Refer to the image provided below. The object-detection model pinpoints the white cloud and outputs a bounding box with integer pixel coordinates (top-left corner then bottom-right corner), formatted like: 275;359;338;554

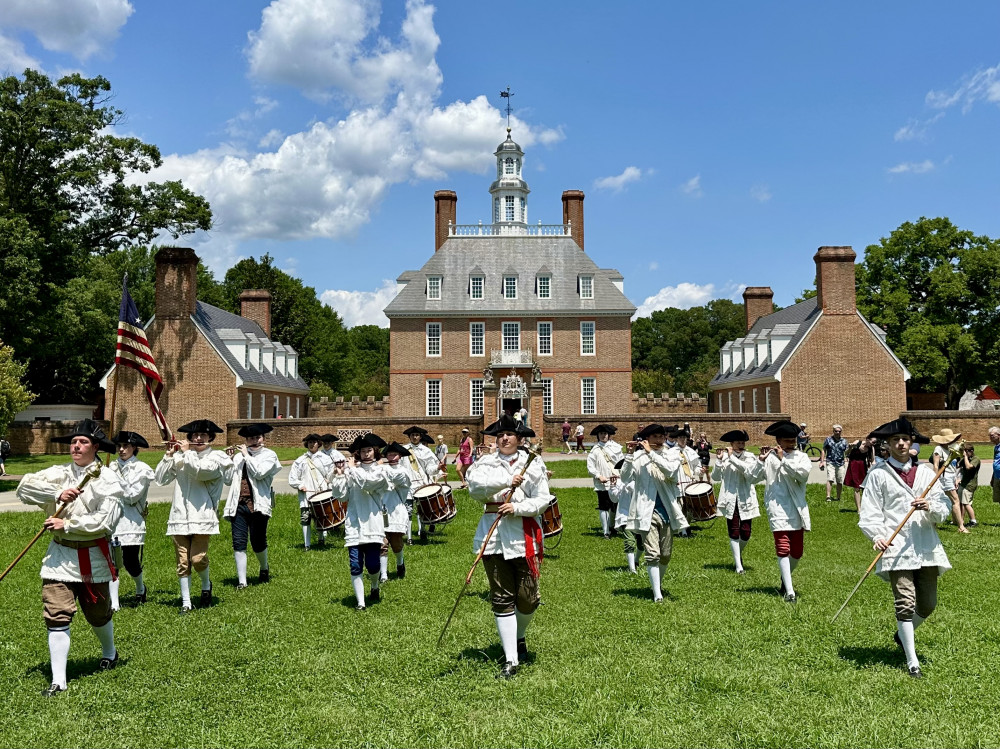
593;166;644;192
887;159;935;175
0;32;39;72
634;282;745;318
320;279;398;327
750;183;772;202
0;0;132;62
648;261;659;271
893;112;944;141
680;174;703;197
926;64;1000;113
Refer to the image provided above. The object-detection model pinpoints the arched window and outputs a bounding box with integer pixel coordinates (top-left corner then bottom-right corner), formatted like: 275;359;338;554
504;157;514;175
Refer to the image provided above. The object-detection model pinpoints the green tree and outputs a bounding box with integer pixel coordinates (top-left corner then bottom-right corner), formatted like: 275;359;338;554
0;341;35;435
341;325;390;398
0;70;212;403
856;217;1000;408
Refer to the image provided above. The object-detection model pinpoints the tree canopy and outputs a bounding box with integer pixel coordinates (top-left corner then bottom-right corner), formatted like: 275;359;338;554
0;341;34;434
856;216;1000;408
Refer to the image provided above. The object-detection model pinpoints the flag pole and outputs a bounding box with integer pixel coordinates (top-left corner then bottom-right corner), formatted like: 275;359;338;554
104;274;127;467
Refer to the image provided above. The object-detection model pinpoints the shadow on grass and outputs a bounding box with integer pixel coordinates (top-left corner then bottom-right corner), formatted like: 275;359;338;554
838;644;905;670
611;586;676;602
738;585;783;598
25;653;127;685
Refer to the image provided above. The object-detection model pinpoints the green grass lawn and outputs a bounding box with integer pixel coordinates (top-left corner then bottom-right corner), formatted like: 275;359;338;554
0;484;998;747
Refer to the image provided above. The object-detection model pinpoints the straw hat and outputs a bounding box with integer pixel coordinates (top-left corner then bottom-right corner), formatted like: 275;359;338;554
930;428;962;445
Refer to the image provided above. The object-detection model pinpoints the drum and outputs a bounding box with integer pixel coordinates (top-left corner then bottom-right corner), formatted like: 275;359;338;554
309;490;347;530
414;483;456;525
682;481;717;523
541;496;563;538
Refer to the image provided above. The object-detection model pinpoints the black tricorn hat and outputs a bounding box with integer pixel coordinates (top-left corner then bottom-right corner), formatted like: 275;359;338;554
669;426;690;439
177;420;224;438
869;417;921;441
420;433;435;445
483;413;521;437
517;423;536;438
320;433;338;442
303;433;323;444
764;420;800;439
238;423;273;439
113;430;150;449
383;442;411;457
349;433;388;451
720;429;750;443
51;419;116;452
636;423;666;440
403;426;428;436
590;424;617;436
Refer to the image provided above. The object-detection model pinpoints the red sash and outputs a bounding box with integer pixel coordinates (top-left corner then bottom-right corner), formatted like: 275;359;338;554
523;517;543;577
78;537;118;603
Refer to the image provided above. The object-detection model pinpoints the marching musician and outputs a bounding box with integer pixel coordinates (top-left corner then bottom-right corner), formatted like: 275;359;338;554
619;424;686;602
586;424;624;539
402;426;441;543
154;420;235;613
610;457;639;573
759;419;812;603
320;433;346;464
858;417;951;678
16;419;124;697
222;424;281;589
667;426;704;536
380;443;415;581
329;434;392;610
109;431;155;609
288;433;336;549
467;414;552;679
712;429;765;575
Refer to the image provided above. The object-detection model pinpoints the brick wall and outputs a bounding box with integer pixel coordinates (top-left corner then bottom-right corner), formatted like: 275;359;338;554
7;420;110;456
542;413;791;448
709;383;782;417
743;287;774;332
904;411;1000;443
310;396;391;416
632;393;708;414
561;190;585;251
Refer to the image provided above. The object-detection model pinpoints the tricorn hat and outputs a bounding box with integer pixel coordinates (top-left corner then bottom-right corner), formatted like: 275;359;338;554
669;426;690;439
517;424;536;439
238;423;273;439
113;430;150;449
302;433;323;444
590;424;617;436
320;433;338;442
636;423;666;440
720;429;750;443
869;417;919;441
383;441;411;457
50;419;116;453
420;433;435;445
764;420;800;439
349;433;387;451
177;420;224;438
483;413;521;437
403;426;428;436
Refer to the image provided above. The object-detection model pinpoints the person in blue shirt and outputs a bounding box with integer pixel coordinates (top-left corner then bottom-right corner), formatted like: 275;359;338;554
990;427;1000;505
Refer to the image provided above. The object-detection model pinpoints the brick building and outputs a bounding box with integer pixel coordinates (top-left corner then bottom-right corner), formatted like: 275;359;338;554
383;129;636;435
99;247;310;443
709;246;909;439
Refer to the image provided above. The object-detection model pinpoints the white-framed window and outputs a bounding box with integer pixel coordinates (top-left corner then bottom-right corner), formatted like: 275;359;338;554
426;322;441;357
502;321;520;351
469;322;485;357
752;389;758;414
426;379;441;417
581;378;596;415
537;322;552;356
296;398;301;418
504;276;517;299
260;393;265;418
739;390;745;414
504;157;514;175
727;392;732;413
765;387;771;413
273;395;279;418
244;348;250;369
537;276;551;299
470;379;484;416
542;378;553;415
494;198;500;222
505;195;515;221
286;396;290;417
717;393;723;413
470;276;484;299
580;321;596;356
427;276;442;300
247;393;253;418
520;197;526;220
579;276;594;299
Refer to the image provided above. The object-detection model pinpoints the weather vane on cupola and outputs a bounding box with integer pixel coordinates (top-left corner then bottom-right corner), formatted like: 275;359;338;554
500;86;514;133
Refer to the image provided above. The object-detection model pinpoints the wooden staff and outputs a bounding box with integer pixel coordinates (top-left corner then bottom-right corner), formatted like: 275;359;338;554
0;464;103;583
438;449;538;647
831;442;962;623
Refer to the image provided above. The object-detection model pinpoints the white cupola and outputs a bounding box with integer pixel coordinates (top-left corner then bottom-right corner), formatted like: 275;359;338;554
490;128;530;230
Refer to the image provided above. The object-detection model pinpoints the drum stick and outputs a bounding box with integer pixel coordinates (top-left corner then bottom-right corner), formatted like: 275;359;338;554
0;464;102;584
438;450;538;647
831;443;960;623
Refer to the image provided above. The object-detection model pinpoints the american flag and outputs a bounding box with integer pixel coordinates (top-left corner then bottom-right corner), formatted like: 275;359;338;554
116;277;171;440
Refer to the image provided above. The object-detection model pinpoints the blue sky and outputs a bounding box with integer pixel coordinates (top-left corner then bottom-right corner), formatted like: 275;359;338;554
4;0;1000;325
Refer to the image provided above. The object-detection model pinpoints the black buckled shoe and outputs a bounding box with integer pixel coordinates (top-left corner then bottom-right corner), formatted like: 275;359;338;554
259;569;270;584
908;666;923;679
199;584;213;608
496;661;519;680
396;564;406;580
369;589;381;604
41;682;67;698
783;592;797;604
180;604;192;615
133;590;146;605
236;583;248;591
516;638;528;661
98;651;120;671
419;531;428;544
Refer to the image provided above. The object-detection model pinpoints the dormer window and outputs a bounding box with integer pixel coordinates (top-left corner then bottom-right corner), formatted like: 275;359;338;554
427;276;442;300
504;276;517;299
579;275;594;299
470;275;484;299
537;276;551;299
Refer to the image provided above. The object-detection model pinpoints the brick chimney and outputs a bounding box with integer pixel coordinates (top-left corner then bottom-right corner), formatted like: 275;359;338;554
434;190;457;251
742;286;774;332
561;190;585;250
155;247;198;319
240;289;272;336
814;245;857;315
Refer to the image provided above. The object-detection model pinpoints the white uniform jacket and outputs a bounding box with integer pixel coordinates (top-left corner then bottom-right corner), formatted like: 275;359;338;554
619;448;688;533
859;461;951;580
712;451;765;520
110;456;155;545
17;461;124;583
381;463;413;533
288;452;334;508
587;440;624;491
223;447;281;518
322;447;346;464
762;450;812;531
611;476;635;529
670;444;705;485
329;462;389;547
468;450;552;560
404;443;439;495
155;448;234;536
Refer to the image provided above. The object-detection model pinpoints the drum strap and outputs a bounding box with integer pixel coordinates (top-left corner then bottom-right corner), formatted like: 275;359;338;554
408;454;423;479
679;451;693;479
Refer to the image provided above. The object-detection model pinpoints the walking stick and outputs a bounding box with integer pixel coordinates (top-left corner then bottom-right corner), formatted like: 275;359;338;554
438;450;538;646
831;442;962;623
0;463;103;584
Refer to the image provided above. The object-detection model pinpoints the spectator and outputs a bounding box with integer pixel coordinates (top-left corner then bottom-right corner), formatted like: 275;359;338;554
957;443;979;528
819;424;848;501
435;435;448;480
455;428;473;488
991;426;1000;505
561;419;572;454
844;436;875;512
693;432;712;469
931;429;966;532
0;435;10;476
574;423;585;454
796;423;810;452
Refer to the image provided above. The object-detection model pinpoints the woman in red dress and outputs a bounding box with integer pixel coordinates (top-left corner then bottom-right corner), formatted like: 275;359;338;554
844;436;875;512
455;428;474;488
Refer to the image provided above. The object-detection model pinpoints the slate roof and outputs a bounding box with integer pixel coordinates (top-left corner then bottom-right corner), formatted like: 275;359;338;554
383;235;635;317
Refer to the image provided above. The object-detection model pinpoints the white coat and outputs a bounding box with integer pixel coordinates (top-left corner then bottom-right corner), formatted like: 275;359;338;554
619;447;688;533
110;456;154;545
587;440;624;491
288;451;334;507
712;450;765;520
468;450;552;560
222;446;281;518
155;448;235;536
321;447;346;464
381;463;413;533
16;461;124;583
859;461;951;580
762;449;812;531
610;476;635;529
329;462;389;547
404;442;439;494
669;444;705;484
